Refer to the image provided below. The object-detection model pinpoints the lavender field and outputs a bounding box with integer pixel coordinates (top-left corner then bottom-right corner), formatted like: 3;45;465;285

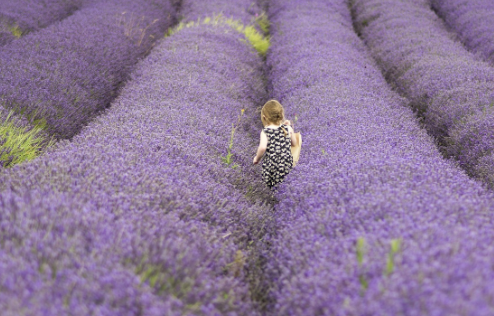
1;0;494;315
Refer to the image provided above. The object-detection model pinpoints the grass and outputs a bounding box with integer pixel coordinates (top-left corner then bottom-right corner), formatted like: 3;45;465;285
255;13;270;35
0;110;53;168
10;25;22;38
166;13;270;56
221;109;244;169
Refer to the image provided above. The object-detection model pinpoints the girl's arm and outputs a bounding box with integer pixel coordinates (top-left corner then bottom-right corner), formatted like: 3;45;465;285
284;120;298;146
287;125;297;146
253;130;268;164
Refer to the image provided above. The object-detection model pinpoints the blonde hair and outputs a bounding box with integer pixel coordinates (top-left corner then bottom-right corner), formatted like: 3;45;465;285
261;99;288;137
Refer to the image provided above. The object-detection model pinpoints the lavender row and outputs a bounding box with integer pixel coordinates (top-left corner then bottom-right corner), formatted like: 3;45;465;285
0;0;272;313
263;0;494;314
0;191;246;315
0;0;175;140
179;0;263;25
0;0;84;45
351;0;494;188
431;0;494;64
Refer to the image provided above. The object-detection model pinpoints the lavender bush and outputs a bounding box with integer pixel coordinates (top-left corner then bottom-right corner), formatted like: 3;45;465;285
430;0;494;64
0;0;274;313
0;0;175;140
351;0;494;188
263;0;494;314
179;0;263;25
0;0;84;45
0;190;245;315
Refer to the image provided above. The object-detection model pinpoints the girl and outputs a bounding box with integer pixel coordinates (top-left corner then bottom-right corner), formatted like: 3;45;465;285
253;99;298;189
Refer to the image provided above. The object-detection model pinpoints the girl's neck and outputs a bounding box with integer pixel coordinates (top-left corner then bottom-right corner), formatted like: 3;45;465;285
265;123;282;129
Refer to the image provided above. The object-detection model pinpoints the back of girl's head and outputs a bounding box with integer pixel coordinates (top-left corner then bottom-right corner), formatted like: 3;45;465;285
261;99;284;126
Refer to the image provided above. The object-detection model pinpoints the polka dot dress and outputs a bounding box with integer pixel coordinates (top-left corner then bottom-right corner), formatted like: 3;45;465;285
262;124;293;188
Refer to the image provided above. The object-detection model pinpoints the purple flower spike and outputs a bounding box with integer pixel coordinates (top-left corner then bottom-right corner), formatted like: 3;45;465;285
264;0;494;314
0;0;85;45
431;0;494;65
352;0;494;187
0;0;176;140
0;0;272;314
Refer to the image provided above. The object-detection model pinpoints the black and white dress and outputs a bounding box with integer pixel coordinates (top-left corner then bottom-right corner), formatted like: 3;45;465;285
262;124;293;188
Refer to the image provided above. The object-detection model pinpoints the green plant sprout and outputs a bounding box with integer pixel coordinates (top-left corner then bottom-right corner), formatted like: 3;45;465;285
356;237;365;267
166;14;270;56
356;237;368;293
222;109;244;168
0;111;53;168
355;237;403;296
135;260;193;298
385;238;402;276
10;25;22;38
255;12;270;35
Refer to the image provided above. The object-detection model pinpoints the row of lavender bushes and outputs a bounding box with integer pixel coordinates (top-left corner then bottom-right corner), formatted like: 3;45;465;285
0;0;174;169
0;0;275;313
430;0;494;65
263;0;494;314
350;0;494;188
0;0;84;45
0;0;175;141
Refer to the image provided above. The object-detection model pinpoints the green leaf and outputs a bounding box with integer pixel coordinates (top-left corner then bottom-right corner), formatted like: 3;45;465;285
356;237;366;267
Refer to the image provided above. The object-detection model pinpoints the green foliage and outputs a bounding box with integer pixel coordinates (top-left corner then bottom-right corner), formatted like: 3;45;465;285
221;123;239;168
385;238;402;276
355;237;403;295
243;25;269;56
0;111;52;168
136;261;194;298
166;14;270;56
356;237;368;294
255;13;270;35
221;109;244;169
359;274;369;291
356;237;366;267
10;25;22;38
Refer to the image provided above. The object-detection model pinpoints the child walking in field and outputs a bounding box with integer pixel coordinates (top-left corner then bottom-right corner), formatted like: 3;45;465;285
253;99;298;189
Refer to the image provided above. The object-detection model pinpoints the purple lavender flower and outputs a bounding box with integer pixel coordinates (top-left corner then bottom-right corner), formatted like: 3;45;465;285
0;0;175;140
352;0;494;188
431;0;494;65
0;0;271;313
264;0;494;314
0;0;84;45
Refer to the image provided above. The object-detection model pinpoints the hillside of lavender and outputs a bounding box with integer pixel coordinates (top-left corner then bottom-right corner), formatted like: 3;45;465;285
1;0;494;315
